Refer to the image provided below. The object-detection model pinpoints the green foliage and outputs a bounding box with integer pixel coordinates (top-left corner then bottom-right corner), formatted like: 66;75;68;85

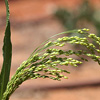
0;0;12;100
55;0;100;37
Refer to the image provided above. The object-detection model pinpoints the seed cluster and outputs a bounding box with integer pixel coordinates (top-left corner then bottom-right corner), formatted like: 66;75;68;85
3;28;100;100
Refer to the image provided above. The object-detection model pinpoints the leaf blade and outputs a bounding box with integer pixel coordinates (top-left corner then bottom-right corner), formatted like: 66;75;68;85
0;0;12;99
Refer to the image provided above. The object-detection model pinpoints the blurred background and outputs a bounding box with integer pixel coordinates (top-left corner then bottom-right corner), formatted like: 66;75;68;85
1;0;100;100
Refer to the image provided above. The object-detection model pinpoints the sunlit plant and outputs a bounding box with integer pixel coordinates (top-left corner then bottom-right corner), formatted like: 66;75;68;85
1;0;100;100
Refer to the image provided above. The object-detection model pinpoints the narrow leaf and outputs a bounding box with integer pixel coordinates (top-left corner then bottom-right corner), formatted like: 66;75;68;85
0;0;12;100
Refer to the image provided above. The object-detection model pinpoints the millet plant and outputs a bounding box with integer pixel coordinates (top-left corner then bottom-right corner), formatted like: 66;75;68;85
1;0;100;100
